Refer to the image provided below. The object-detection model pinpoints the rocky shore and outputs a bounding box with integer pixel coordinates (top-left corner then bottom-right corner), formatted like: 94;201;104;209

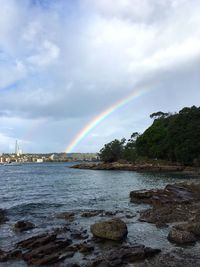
1;181;200;266
71;162;200;174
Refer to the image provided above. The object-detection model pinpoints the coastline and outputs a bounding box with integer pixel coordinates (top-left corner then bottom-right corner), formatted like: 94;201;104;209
71;162;200;175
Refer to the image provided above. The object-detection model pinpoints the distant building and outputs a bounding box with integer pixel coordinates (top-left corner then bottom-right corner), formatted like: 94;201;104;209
37;158;43;163
15;140;23;156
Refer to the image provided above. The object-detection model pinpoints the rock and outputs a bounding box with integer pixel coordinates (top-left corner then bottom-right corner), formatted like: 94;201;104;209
0;209;8;224
167;228;196;244
104;211;117;216
130;183;200;207
139;204;195;224
17;233;57;249
71;162;185;173
81;210;103;217
14;220;35;232
175;222;200;236
78;242;94;253
56;212;75;221
0;249;22;262
71;229;89;240
84;245;160;267
135;250;200;267
65;264;80;267
90;218;128;241
15;231;73;265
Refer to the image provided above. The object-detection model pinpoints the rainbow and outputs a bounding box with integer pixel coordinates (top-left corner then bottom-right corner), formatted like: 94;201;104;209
65;85;151;153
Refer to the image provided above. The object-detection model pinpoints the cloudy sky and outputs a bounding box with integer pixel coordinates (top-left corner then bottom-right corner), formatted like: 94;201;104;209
0;0;200;153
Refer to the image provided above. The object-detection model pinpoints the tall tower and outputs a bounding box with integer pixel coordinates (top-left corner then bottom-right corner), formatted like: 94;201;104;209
15;140;19;155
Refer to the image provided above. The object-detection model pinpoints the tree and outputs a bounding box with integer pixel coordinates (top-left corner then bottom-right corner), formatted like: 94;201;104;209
136;106;200;165
150;111;169;120
99;139;125;162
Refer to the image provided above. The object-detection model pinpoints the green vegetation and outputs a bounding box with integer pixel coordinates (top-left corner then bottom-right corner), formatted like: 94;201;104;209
98;106;200;166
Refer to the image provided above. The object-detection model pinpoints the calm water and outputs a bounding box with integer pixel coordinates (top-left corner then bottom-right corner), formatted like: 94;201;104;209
0;162;199;266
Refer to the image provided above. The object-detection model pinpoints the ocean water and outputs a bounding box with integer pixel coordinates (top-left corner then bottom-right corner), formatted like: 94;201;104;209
0;162;199;266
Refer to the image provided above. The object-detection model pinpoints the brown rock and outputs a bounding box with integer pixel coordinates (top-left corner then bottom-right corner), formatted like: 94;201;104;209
56;212;75;221
167;228;196;244
17;233;57;249
81;210;103;217
130;183;200;207
85;245;160;267
175;222;200;236
78;242;94;253
14;220;35;232
90;218;128;241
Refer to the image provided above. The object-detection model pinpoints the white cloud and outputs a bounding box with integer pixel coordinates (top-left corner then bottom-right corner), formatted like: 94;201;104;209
0;0;199;152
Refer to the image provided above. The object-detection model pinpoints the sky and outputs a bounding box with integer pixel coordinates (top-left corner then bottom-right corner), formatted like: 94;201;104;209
0;0;200;153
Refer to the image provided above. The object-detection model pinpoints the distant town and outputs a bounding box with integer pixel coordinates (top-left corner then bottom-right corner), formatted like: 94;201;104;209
0;141;98;164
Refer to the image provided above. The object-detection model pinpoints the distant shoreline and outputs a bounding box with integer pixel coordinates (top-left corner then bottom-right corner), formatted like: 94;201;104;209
71;162;200;175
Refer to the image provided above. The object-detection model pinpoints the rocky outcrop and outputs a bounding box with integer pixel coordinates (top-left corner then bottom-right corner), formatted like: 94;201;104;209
84;244;160;267
135;251;200;267
72;162;186;172
56;211;75;221
139;203;200;224
14;220;35;232
90;218;128;241
130;183;200;206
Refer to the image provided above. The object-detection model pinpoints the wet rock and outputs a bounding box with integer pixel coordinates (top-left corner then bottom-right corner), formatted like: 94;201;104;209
15;231;73;265
78;242;94;253
0;209;8;224
168;228;196;244
81;210;103;218
71;229;88;240
17;233;57;249
125;214;135;219
90;218;128;241
84;244;160;267
130;183;200;206
14;220;35;232
65;264;80;267
0;249;22;262
135;251;200;267
104;211;117;216
57;212;75;221
71;162;185;172
139;204;193;224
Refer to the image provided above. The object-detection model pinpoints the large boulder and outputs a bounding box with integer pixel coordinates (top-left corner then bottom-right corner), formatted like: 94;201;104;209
175;222;200;236
90;218;128;241
167;228;196;244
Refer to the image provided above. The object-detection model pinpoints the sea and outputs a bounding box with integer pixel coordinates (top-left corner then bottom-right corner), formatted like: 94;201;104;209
0;162;199;266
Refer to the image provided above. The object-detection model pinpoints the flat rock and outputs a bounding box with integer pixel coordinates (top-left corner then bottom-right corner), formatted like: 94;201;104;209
140;201;200;225
135;251;200;267
84;244;161;267
15;231;73;265
130;182;200;207
90;218;128;241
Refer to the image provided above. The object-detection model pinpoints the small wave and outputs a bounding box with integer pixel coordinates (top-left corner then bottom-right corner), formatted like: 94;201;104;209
7;202;63;216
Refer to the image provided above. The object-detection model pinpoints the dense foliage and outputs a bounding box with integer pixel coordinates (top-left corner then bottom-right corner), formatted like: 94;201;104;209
99;106;200;166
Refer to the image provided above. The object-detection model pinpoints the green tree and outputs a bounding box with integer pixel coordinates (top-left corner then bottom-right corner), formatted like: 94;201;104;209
99;138;125;162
